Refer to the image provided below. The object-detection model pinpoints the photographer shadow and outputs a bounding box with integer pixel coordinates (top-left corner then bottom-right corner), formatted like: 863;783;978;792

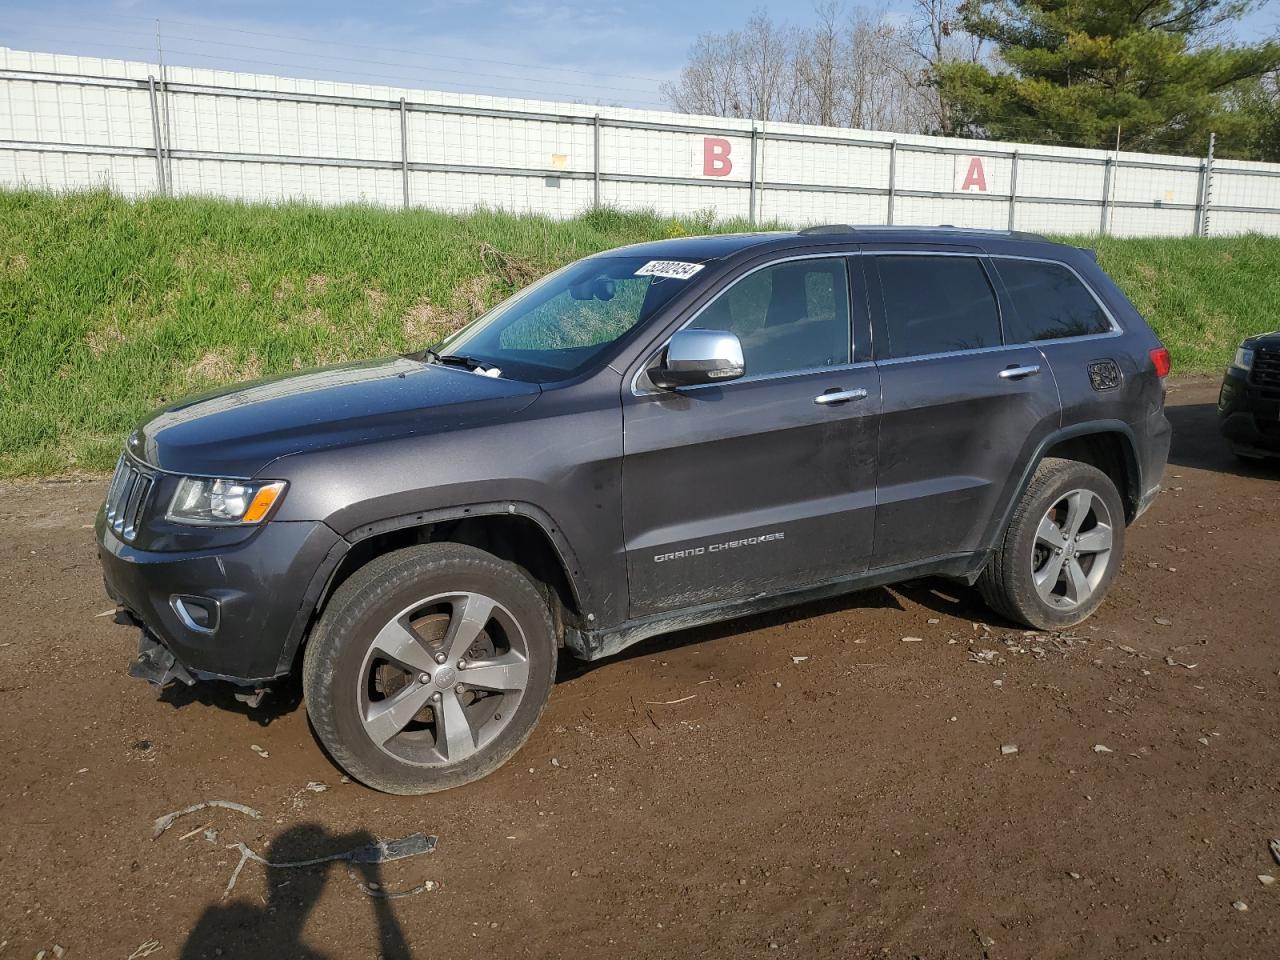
179;824;413;960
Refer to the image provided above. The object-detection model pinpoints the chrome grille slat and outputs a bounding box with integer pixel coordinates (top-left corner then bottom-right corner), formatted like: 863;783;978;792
104;457;128;526
123;474;153;539
104;455;155;542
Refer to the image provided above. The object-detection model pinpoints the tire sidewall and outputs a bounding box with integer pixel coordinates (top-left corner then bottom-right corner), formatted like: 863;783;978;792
305;547;557;794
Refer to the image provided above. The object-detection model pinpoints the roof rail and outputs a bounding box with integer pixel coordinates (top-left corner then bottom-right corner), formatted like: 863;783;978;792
796;224;1049;242
796;224;859;235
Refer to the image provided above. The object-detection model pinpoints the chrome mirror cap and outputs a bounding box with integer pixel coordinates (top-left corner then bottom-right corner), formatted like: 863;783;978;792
652;329;745;389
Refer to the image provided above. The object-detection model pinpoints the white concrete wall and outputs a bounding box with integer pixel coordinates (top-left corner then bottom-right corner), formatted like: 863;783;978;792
3;46;1278;237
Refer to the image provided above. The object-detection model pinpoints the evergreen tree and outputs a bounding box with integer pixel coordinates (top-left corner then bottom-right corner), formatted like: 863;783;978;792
939;0;1280;156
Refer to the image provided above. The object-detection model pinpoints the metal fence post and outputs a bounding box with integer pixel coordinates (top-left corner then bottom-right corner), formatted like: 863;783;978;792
1201;132;1215;237
758;126;766;223
154;21;174;193
887;140;897;225
399;97;410;209
749;124;759;225
593;114;601;210
1099;155;1113;235
146;76;167;195
1193;160;1207;237
1007;150;1019;231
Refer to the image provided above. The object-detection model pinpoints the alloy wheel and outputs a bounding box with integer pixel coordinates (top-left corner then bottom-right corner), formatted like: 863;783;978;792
356;591;530;766
1030;488;1114;610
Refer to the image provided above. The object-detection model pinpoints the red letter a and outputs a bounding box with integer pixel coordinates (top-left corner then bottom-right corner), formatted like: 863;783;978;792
961;157;987;192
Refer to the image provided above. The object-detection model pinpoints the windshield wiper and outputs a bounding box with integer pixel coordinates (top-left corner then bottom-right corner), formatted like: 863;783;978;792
432;352;503;378
437;353;504;372
434;353;486;369
417;348;478;368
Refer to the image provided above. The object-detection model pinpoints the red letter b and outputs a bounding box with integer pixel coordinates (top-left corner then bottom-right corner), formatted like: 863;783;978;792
703;138;733;177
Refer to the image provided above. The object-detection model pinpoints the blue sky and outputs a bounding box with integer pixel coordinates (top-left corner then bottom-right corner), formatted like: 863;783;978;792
3;0;1277;110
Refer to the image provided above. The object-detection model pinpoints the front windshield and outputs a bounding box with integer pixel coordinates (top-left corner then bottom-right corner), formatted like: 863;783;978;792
429;255;703;382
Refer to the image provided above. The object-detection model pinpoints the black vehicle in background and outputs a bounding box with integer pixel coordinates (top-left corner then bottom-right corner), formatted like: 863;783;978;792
1219;332;1280;460
97;225;1172;794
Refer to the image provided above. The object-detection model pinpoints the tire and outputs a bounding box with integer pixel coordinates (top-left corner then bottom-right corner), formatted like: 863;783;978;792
303;543;558;795
978;457;1126;631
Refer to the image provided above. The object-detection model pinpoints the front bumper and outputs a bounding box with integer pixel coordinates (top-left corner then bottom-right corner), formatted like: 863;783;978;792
97;513;343;685
1219;367;1280;456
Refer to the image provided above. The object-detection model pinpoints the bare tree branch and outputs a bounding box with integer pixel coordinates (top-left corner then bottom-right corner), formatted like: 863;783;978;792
662;2;966;134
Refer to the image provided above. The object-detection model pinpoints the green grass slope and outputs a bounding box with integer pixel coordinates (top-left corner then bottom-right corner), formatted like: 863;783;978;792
1;189;1276;477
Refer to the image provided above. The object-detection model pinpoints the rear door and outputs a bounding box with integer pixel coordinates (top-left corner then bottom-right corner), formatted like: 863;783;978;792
987;255;1135;431
867;249;1062;569
621;253;881;619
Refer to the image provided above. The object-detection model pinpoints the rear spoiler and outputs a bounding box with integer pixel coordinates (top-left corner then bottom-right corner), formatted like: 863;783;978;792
1078;247;1098;261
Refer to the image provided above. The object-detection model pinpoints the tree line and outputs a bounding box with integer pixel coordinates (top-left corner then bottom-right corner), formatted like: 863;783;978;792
661;0;1280;160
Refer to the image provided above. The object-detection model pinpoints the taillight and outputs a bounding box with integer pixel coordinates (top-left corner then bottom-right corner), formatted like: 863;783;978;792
1150;347;1171;378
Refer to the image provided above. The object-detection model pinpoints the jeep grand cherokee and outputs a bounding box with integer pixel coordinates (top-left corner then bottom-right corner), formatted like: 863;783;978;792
97;225;1172;794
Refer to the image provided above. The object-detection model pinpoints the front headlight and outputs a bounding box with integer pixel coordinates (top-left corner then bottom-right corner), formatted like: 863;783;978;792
1233;346;1255;371
166;477;287;525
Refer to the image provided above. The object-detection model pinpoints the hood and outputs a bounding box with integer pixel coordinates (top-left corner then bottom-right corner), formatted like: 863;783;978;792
1244;330;1280;350
129;356;541;478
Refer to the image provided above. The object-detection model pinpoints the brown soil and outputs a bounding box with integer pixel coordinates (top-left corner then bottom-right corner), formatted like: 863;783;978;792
1;377;1277;959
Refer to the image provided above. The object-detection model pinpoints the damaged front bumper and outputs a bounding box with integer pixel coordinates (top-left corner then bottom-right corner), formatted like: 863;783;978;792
97;511;344;689
123;613;197;687
122;622;270;707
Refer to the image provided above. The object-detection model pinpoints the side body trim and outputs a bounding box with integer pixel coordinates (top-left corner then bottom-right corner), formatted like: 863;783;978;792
569;552;982;661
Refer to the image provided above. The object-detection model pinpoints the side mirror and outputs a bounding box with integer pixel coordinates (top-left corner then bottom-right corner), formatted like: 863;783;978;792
651;329;745;389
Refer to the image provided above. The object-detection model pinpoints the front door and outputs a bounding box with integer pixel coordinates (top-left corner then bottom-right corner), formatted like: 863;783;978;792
621;254;882;619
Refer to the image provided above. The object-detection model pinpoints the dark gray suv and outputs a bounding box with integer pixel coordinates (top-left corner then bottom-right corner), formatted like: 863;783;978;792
97;226;1172;794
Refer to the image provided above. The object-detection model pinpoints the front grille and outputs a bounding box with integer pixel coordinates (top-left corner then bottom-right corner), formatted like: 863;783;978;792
104;455;156;542
1253;347;1280;392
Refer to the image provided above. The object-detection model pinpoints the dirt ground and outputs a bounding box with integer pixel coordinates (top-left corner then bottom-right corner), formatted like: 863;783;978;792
1;376;1277;960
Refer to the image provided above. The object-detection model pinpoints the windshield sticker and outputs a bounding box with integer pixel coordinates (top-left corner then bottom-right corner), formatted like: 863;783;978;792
634;260;705;280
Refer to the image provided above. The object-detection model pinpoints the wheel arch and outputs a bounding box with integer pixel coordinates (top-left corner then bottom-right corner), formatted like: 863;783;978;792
1040;429;1141;522
984;421;1142;559
275;502;591;676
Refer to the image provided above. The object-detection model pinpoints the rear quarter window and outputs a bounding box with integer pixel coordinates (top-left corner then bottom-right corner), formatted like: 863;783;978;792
996;259;1113;343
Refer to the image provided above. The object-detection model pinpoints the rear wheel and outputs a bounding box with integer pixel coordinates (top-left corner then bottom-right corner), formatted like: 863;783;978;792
978;458;1126;630
303;543;557;795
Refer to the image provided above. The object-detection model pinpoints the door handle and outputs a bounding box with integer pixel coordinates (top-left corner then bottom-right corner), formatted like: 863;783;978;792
998;364;1041;381
814;388;868;405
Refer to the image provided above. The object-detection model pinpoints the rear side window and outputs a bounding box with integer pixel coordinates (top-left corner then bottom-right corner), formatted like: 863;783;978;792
996;259;1113;342
690;258;850;377
875;256;1001;359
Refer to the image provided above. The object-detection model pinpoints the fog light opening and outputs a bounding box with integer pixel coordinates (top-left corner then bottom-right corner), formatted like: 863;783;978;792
171;595;220;634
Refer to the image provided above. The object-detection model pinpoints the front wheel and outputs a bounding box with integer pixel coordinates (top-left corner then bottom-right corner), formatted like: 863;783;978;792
978;457;1126;630
303;543;558;795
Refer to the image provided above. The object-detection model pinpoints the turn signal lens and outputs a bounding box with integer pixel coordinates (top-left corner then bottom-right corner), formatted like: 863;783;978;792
1150;347;1171;379
242;482;286;522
